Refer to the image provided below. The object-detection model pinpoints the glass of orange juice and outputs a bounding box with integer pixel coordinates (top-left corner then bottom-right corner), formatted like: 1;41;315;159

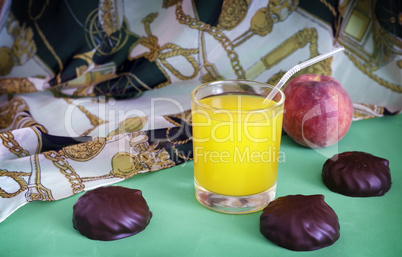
191;80;285;214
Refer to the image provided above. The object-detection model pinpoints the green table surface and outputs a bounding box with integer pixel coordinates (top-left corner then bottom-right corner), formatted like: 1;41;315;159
1;115;401;257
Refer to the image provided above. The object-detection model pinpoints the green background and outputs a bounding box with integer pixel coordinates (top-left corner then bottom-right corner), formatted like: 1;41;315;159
1;115;401;257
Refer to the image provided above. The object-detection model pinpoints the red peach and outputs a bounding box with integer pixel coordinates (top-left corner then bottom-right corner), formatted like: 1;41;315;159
283;74;353;148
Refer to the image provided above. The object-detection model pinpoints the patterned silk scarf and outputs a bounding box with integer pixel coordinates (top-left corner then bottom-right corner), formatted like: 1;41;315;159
0;0;400;222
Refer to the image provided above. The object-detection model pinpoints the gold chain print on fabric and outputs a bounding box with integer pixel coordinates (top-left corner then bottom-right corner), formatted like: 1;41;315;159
0;78;37;94
176;1;246;80
45;138;109;190
0;13;37;77
0;131;30;158
26;154;54;201
0;97;47;132
0;170;30;198
0;127;50;200
176;1;330;84
43;150;85;195
110;132;175;178
218;0;249;31
39;132;175;187
61;137;106;161
81;7;200;94
0;12;38;93
132;12;199;86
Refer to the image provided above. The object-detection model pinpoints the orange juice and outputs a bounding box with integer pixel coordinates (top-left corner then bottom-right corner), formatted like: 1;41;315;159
192;94;284;196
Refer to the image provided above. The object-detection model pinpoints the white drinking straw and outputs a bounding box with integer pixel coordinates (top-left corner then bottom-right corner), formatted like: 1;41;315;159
263;46;345;104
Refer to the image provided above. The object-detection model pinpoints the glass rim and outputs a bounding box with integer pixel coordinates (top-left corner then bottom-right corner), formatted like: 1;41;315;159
190;79;285;113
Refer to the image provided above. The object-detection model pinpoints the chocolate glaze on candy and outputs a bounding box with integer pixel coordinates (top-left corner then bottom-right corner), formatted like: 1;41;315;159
260;195;340;251
322;151;391;197
73;186;152;241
